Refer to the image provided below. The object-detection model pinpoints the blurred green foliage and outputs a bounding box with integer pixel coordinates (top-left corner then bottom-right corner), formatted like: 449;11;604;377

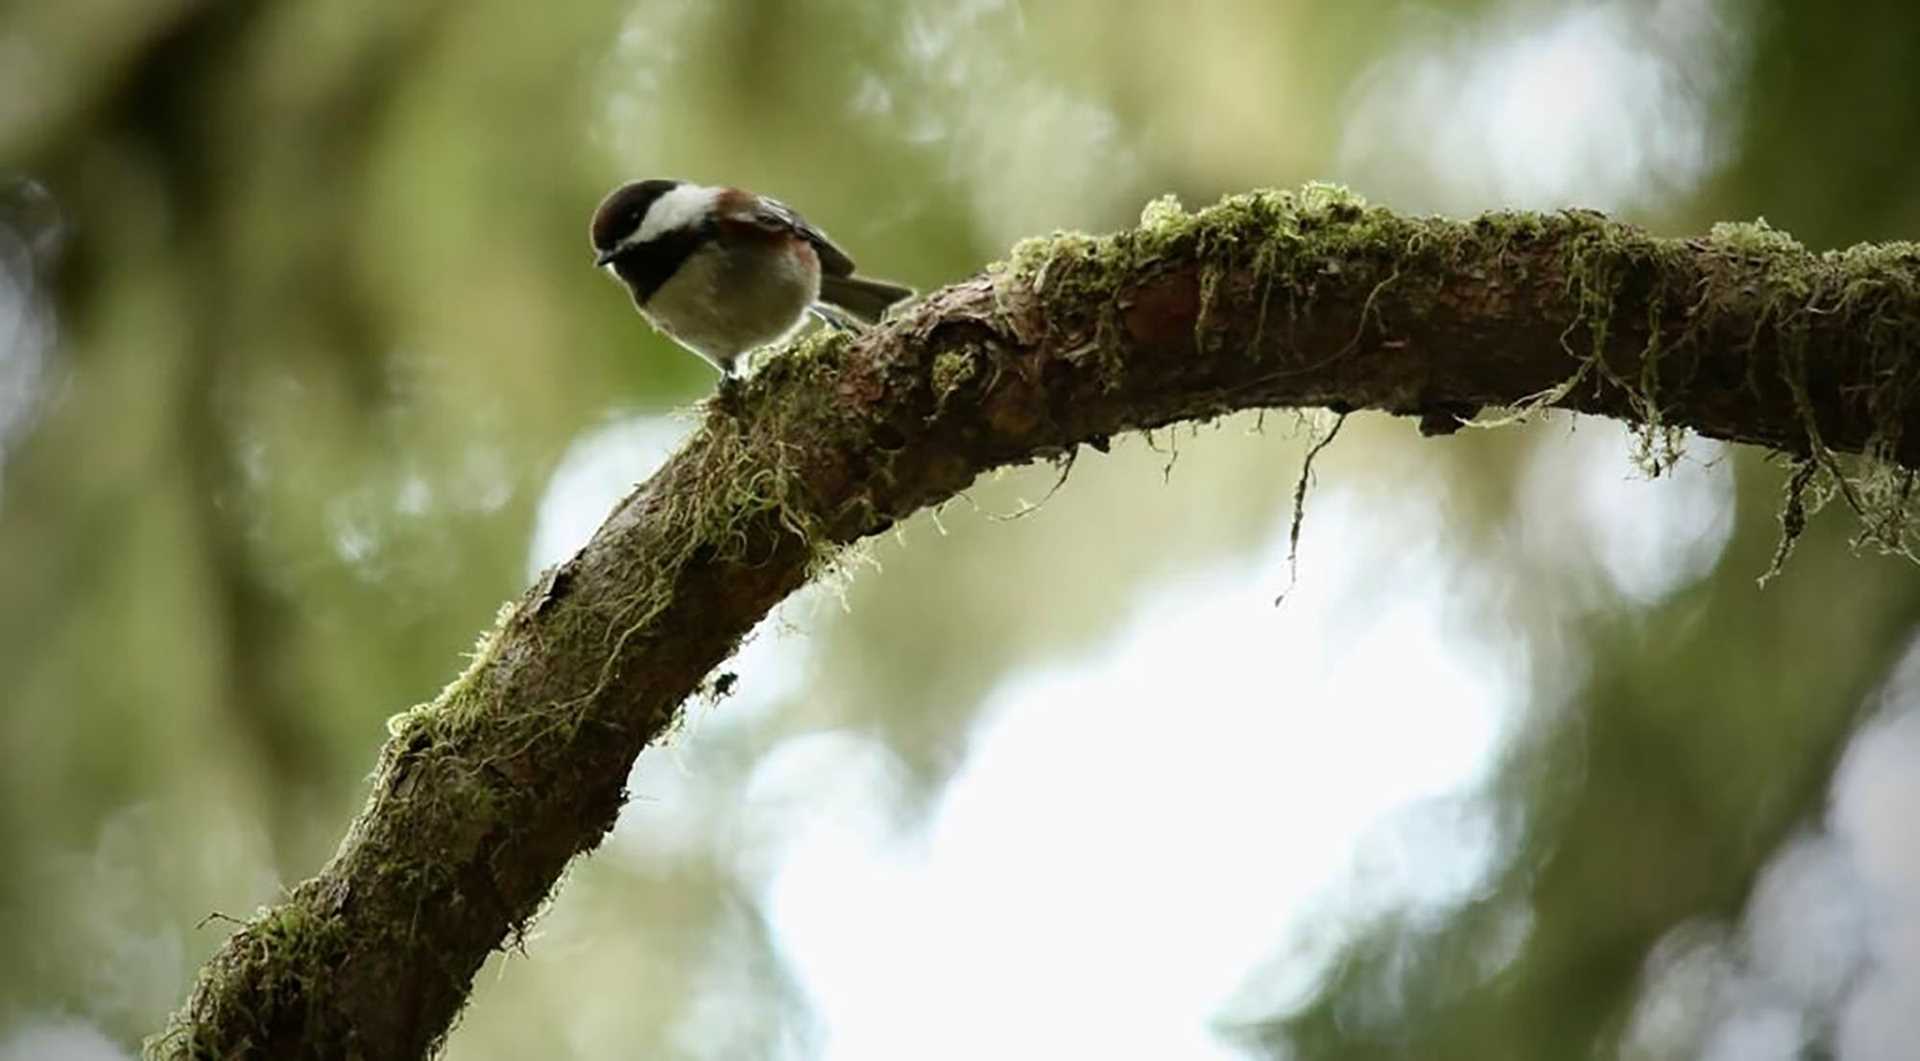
3;1;1920;1057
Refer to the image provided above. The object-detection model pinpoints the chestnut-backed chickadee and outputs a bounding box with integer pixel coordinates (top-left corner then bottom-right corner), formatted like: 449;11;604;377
590;179;913;378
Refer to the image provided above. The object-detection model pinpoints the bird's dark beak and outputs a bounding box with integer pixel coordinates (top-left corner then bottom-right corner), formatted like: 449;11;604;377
595;247;619;268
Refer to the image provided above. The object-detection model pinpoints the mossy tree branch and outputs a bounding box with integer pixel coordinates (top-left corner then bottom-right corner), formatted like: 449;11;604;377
153;186;1920;1059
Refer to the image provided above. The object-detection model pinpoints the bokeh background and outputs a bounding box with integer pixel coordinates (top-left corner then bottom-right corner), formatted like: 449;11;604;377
5;1;1920;1058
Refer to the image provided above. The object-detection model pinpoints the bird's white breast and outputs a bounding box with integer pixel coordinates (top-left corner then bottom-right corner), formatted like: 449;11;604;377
643;240;819;373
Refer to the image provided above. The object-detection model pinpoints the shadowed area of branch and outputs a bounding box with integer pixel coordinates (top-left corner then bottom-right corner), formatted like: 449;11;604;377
152;185;1920;1059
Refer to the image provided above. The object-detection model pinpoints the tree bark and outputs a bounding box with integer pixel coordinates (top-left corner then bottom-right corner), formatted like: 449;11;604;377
151;187;1920;1059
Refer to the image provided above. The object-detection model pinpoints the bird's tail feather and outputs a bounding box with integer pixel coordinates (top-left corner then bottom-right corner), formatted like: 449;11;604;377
817;274;914;324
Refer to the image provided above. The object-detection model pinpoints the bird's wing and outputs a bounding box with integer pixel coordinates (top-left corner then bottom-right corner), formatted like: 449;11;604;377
736;194;859;277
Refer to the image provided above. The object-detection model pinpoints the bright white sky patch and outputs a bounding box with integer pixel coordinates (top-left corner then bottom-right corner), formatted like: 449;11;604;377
1830;693;1920;1060
1337;0;1740;213
1623;640;1920;1060
527;412;687;580
594;0;708;162
1520;421;1735;606
757;486;1520;1059
0;1020;130;1061
0;187;56;508
612;606;822;868
864;0;1142;247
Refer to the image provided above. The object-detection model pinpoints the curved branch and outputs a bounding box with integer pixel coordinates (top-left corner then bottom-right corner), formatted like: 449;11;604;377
152;186;1920;1058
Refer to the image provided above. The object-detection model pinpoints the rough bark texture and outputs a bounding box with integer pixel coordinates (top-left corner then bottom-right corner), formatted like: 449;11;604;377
152;187;1920;1059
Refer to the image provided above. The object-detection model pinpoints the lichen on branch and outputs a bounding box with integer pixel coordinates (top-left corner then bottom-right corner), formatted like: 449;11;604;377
154;185;1920;1060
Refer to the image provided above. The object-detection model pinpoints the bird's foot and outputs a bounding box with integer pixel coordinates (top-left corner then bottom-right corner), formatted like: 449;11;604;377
709;372;744;413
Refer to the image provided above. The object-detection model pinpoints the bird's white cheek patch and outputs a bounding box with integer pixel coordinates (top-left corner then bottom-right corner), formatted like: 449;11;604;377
633;184;720;246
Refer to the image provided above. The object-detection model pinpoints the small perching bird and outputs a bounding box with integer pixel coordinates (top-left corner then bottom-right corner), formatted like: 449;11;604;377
590;179;914;379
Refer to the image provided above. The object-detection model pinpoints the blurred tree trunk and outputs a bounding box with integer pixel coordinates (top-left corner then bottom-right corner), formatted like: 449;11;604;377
147;189;1920;1058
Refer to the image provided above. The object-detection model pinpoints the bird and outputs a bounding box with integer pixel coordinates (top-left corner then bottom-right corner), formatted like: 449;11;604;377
590;179;913;380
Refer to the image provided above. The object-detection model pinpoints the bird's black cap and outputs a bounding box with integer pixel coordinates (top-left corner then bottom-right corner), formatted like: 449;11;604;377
589;178;682;263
